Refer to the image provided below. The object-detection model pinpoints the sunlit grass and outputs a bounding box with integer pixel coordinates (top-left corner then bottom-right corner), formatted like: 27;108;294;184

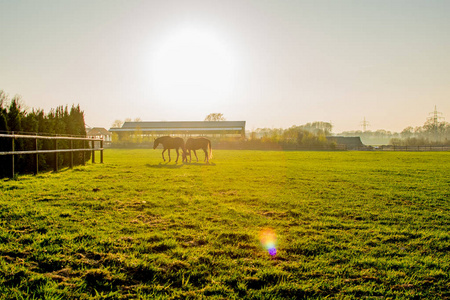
1;149;449;299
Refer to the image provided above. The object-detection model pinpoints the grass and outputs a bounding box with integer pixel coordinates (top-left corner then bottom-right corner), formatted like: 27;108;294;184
1;149;449;299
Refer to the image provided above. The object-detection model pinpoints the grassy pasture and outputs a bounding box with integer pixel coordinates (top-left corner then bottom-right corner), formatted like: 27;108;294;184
1;149;449;299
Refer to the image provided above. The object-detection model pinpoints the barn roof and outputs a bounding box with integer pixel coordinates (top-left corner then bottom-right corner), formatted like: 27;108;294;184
121;121;244;129
87;127;111;136
109;121;246;134
326;136;364;149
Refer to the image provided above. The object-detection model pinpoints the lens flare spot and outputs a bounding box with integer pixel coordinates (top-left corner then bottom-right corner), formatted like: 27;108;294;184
259;228;277;257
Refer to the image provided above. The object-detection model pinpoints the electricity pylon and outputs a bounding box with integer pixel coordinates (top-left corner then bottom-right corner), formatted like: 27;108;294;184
360;117;370;132
427;106;444;142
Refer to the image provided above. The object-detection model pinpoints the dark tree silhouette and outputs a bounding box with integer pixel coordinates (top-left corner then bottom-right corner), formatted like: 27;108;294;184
0;90;90;177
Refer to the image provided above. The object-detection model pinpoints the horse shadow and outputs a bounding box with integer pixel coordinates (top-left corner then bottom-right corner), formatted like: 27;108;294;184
145;163;184;169
183;162;216;166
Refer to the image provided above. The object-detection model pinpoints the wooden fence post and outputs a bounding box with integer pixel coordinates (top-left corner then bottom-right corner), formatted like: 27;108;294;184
100;139;104;163
54;138;58;172
35;136;39;175
83;140;86;166
70;140;73;169
91;138;95;164
11;132;15;178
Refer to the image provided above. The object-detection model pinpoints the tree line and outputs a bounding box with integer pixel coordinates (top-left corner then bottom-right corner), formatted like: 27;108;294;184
246;122;333;148
339;119;450;146
0;91;89;178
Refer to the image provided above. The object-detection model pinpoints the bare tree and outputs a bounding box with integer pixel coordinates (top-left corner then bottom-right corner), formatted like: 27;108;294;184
204;113;226;121
111;117;141;129
111;120;123;128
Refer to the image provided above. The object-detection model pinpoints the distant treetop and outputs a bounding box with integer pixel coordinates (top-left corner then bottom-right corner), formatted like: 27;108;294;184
205;113;226;121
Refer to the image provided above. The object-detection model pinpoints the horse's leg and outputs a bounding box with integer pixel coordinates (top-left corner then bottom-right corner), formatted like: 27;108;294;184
203;147;208;162
168;149;171;162
175;148;179;163
162;149;166;162
193;150;198;162
188;150;192;163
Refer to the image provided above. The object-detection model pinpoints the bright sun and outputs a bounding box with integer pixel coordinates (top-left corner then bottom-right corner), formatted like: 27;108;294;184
151;26;237;106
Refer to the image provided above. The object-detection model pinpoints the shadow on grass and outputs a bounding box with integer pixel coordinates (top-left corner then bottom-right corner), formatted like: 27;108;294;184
146;163;184;169
184;162;216;166
146;162;216;168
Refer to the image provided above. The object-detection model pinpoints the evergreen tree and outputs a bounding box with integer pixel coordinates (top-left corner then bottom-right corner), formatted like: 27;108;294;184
0;91;90;177
20;111;39;173
7;98;25;173
0;92;9;178
34;109;48;170
0;91;8;133
69;105;90;164
7;97;23;133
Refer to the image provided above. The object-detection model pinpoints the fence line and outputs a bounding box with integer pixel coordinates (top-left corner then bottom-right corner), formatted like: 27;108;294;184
0;132;104;178
370;145;450;152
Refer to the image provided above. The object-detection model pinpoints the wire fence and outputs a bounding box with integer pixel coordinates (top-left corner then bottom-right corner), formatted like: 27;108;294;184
367;145;450;152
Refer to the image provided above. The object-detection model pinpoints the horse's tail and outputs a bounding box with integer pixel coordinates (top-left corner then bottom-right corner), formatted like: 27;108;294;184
208;140;213;160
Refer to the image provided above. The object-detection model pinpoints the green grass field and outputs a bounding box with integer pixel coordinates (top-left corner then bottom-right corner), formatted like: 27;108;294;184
1;149;449;299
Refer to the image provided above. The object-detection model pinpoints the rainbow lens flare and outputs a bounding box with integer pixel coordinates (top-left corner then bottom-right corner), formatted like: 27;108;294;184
259;228;277;257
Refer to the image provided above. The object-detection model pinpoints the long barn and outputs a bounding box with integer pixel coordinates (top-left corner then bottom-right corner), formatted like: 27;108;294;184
109;121;246;139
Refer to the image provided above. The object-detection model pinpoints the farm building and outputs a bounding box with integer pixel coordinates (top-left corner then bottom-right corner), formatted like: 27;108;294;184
326;136;365;150
109;121;246;141
86;127;112;143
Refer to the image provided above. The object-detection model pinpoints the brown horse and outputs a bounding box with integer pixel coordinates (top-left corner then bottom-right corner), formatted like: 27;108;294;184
184;137;213;163
153;136;186;163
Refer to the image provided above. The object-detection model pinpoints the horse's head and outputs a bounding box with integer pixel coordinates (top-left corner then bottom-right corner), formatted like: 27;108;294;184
153;138;159;149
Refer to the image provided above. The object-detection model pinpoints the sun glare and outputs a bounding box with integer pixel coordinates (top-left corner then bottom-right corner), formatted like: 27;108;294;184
151;26;237;106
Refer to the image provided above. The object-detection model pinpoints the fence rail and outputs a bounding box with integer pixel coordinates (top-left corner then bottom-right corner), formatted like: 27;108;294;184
370;145;450;152
0;132;104;178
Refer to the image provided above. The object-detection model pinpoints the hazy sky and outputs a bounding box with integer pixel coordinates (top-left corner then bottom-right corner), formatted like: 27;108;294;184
1;0;449;133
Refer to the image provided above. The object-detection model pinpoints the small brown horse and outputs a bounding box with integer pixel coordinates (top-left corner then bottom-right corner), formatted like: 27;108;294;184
153;136;186;163
184;137;213;163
